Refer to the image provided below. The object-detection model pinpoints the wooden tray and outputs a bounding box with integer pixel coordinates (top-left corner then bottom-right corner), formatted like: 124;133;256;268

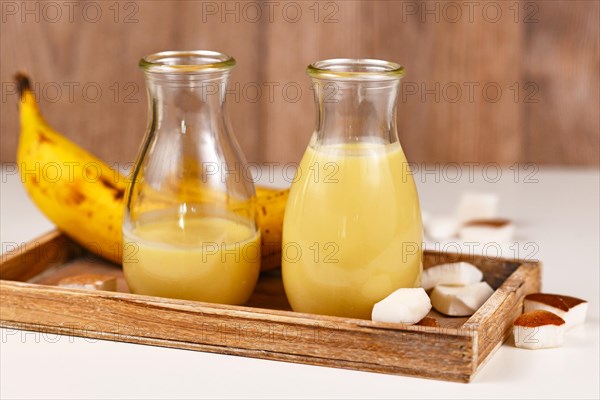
0;230;540;383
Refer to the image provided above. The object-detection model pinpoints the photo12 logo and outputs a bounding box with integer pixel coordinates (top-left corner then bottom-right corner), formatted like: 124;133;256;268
2;80;140;104
401;81;540;104
1;1;140;23
200;1;340;23
400;1;539;24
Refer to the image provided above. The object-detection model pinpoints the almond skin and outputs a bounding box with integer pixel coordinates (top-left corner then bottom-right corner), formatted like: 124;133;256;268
525;293;569;311
463;218;511;228
416;317;439;327
514;310;565;327
525;293;587;311
558;294;587;308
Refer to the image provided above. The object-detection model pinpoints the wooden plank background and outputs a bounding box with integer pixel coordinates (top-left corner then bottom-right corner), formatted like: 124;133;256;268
1;0;598;166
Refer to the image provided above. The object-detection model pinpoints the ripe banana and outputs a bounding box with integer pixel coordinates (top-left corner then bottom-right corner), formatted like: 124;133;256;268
256;186;288;271
15;73;287;271
16;73;126;264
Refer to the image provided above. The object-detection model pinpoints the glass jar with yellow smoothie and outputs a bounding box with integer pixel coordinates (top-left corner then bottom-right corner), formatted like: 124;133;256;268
282;59;423;319
123;51;260;305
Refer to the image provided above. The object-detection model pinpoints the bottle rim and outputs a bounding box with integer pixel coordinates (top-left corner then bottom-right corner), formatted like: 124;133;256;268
139;50;236;74
307;58;405;81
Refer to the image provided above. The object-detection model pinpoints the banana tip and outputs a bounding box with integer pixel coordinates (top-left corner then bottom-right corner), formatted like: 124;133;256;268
14;72;31;96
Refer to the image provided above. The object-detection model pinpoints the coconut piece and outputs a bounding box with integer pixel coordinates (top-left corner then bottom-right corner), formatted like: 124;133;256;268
459;218;515;243
430;281;494;316
455;192;499;222
513;310;565;349
421;261;483;290
58;274;117;291
371;288;432;325
524;293;588;330
424;216;460;241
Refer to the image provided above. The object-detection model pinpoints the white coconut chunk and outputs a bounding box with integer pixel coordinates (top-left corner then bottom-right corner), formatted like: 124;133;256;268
459;218;515;243
565;302;589;330
430;281;494;316
513;310;565;349
424;215;460;241
514;325;565;350
421;262;483;290
371;288;432;325
524;293;588;330
455;193;499;222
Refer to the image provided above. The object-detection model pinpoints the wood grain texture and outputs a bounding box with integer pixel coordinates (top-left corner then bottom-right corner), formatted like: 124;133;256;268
0;280;476;382
0;230;77;281
523;1;600;165
21;251;470;329
0;1;263;164
0;230;541;383
465;261;541;372
1;1;597;166
259;0;524;165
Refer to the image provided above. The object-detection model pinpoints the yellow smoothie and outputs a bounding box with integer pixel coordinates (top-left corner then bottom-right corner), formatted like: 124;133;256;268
282;140;423;319
123;212;260;304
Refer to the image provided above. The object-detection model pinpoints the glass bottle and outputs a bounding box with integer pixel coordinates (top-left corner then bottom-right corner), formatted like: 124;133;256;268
282;59;423;319
123;51;260;305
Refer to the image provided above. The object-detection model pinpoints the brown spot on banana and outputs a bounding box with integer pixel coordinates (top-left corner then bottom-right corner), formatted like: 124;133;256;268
37;131;54;144
67;188;86;205
99;176;125;201
113;189;125;201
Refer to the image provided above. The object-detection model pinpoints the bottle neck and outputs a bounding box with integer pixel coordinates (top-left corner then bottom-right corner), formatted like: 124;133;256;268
143;72;230;139
311;78;400;146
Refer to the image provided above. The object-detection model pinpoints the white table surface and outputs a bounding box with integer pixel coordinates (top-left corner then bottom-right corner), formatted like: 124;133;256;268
1;166;599;399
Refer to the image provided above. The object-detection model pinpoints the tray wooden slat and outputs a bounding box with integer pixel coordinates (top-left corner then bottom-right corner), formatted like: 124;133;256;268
0;230;541;382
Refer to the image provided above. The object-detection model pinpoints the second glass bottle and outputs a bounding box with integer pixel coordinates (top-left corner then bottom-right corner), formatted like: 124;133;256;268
282;59;423;319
